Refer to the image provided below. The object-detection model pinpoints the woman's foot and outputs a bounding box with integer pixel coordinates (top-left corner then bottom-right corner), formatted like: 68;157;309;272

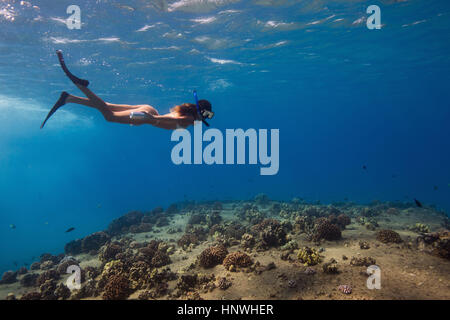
40;91;69;129
56;50;90;87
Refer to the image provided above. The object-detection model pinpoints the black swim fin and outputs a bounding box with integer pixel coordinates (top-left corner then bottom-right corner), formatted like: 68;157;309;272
56;50;90;87
40;91;69;129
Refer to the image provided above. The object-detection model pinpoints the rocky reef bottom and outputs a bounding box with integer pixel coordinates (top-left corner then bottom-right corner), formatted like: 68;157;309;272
1;197;449;300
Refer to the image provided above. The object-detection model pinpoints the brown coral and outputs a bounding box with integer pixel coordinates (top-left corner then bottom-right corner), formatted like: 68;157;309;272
312;218;342;241
198;245;229;268
102;274;131;300
223;252;253;270
376;229;402;244
99;243;123;263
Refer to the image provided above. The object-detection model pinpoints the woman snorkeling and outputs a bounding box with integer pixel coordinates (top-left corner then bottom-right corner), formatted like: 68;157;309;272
41;50;214;130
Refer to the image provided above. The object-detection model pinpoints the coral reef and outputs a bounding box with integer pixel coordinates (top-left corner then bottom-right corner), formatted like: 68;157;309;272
223;252;253;271
322;258;339;274
107;211;144;236
36;269;60;287
311;218;341;242
81;231;111;254
252;219;287;249
350;256;376;267
20;292;42;300
20;273;39;287
99;243;123;263
217;277;232;290
376;229;402;244
198;245;229;268
359;241;370;250
102;274;131;300
338;284;352;294
336;214;351;229
416;230;449;260
0;271;17;284
409;223;430;234
297;247;322;266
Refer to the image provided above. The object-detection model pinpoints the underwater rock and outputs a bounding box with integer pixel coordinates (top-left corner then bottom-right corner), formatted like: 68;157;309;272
297;247;322;266
350;256;376;267
198;245;228;268
20;273;39;287
322;259;339;274
102;274;131;300
0;270;18;284
217;277;232;290
312;218;341;242
223;252;253;271
376;229;402;244
20;291;42;300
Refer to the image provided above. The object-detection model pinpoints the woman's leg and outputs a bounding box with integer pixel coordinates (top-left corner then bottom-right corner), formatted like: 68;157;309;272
66;94;151;124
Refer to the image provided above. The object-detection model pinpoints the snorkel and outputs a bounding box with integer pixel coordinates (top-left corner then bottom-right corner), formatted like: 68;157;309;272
193;90;210;127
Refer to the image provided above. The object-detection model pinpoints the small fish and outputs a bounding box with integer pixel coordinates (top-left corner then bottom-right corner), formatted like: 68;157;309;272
9;224;16;229
13;261;18;266
97;204;102;209
65;227;75;233
414;198;423;208
44;221;49;225
433;186;438;191
362;165;367;170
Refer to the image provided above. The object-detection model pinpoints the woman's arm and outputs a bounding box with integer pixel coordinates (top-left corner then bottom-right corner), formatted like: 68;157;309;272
144;114;193;130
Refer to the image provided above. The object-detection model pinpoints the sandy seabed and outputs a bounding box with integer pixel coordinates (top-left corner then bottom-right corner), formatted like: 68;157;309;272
1;198;449;300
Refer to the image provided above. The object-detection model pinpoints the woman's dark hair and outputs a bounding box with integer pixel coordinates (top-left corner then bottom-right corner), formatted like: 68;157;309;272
172;99;212;118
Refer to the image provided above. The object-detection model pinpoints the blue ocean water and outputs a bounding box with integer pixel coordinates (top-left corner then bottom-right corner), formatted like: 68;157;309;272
0;0;449;274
